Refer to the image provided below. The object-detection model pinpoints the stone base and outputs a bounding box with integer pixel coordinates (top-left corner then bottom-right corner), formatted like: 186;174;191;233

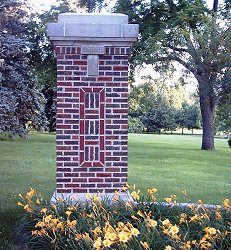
51;190;133;204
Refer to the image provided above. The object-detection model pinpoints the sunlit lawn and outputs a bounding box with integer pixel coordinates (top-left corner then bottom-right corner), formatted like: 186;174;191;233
0;132;230;245
128;134;230;204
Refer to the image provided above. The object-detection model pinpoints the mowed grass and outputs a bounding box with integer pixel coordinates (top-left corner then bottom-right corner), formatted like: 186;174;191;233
0;132;230;244
0;133;56;245
129;134;231;204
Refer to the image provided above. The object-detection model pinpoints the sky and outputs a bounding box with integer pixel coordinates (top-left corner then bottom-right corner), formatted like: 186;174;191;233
31;0;217;12
30;0;114;12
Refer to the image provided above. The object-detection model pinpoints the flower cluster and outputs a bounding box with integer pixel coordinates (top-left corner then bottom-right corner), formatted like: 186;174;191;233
16;186;231;250
92;222;140;249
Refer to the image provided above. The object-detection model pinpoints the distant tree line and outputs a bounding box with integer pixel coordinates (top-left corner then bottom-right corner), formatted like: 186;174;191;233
128;75;201;134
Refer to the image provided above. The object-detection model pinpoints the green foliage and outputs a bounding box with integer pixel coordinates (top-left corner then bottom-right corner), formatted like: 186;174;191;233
128;75;200;133
77;0;106;12
142;105;177;133
129;76;156;116
26;0;108;132
14;187;231;249
128;116;145;133
176;102;201;134
114;0;231;150
0;0;47;138
216;72;231;133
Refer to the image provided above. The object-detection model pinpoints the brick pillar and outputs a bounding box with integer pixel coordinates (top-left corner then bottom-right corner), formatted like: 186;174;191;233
47;13;138;201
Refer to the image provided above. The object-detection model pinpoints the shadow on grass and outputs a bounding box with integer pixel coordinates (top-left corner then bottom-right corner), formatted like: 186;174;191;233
0;209;23;248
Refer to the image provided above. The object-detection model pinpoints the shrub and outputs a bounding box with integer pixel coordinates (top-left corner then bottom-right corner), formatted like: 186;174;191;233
128;116;145;133
15;187;231;250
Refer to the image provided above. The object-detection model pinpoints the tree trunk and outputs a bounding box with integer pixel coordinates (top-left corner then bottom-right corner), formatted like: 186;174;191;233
191;128;193;135
213;0;218;13
182;127;183;134
199;88;216;150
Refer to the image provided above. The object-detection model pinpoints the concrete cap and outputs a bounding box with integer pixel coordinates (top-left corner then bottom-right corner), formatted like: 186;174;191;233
58;13;129;24
47;12;139;42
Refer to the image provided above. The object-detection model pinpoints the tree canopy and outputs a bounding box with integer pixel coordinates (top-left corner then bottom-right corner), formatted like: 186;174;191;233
0;0;46;138
129;74;201;133
27;0;107;132
114;0;231;150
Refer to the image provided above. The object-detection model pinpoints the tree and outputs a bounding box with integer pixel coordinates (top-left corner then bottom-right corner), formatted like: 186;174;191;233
216;69;231;134
175;108;186;134
175;99;201;134
128;116;145;133
129;76;156;117
0;0;46;138
129;75;188;133
183;102;201;134
114;0;231;150
27;0;108;131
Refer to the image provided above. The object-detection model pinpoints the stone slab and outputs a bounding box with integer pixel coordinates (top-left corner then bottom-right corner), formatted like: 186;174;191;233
51;191;134;204
47;23;138;38
50;39;136;46
81;45;106;54
87;55;99;76
58;13;128;24
47;23;64;37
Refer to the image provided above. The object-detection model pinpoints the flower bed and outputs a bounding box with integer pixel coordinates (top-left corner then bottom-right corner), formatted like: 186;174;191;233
15;186;230;249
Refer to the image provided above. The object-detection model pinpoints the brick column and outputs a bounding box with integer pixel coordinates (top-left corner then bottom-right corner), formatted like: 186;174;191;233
47;13;138;201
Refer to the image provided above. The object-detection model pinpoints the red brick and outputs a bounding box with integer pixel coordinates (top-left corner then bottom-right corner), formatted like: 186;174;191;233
57;189;72;193
73;167;88;172
113;66;128;71
73;178;88;182
73;60;87;65
65;184;80;188
97;184;112;188
56;146;71;151
65;55;80;60
89;178;103;182
56;125;71;129
97;77;112;81
64;109;79;113
89;168;104;172
96;173;112;177
105;189;118;193
57;157;71;162
55;47;61;54
80;173;95;177
64;173;79;177
113;173;127;177
57;178;71;182
105;167;120;172
73;189;88;193
81;184;96;188
56;168;71;173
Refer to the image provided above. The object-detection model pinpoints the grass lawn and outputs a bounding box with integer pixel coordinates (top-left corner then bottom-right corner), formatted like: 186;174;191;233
0;132;230;245
0;133;56;246
128;134;230;205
